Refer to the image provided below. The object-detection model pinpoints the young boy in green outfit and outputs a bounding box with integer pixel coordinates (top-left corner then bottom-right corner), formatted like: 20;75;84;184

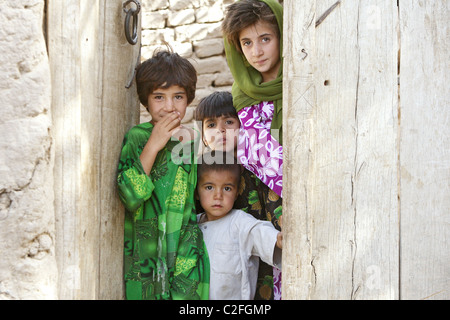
117;49;209;300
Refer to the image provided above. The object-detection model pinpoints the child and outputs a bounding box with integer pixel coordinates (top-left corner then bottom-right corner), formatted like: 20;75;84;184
194;91;282;300
194;91;282;228
117;49;209;300
222;0;283;198
195;91;241;155
196;150;282;300
222;0;284;299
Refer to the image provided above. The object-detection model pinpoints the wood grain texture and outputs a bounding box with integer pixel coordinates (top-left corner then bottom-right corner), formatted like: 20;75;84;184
48;0;140;299
283;0;399;299
399;0;450;300
282;0;316;299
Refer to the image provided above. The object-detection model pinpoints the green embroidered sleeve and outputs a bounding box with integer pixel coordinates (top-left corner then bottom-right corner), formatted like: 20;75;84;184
117;125;154;213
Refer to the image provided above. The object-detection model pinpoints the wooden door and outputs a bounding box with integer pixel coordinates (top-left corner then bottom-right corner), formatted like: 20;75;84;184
48;0;140;299
282;0;449;300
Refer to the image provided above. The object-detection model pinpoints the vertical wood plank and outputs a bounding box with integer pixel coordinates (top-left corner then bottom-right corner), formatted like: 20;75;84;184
283;0;399;299
346;1;399;299
399;0;450;300
48;0;86;299
79;0;102;299
282;0;317;299
311;0;359;299
49;0;104;299
98;0;140;300
48;0;139;299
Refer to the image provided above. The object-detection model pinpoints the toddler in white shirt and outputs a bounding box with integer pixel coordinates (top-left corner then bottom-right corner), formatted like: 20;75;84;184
196;151;282;300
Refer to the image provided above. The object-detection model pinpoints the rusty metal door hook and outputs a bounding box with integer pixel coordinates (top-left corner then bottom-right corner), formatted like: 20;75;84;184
123;0;141;45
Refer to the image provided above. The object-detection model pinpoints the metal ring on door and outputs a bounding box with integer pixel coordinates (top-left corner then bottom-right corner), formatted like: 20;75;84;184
123;0;141;45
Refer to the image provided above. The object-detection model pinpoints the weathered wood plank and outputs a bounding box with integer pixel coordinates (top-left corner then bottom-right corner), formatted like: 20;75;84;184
282;0;316;299
399;0;450;300
48;0;86;299
98;0;141;300
283;0;399;299
338;0;399;300
48;0;139;299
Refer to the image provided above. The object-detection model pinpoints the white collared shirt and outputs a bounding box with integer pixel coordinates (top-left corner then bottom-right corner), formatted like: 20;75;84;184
197;209;281;300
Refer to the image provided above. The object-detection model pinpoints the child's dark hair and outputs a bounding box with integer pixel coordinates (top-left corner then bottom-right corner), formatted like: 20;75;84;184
135;48;197;106
197;150;242;183
222;0;280;52
194;91;237;121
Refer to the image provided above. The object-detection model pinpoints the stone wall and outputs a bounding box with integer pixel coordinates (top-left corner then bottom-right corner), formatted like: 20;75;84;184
0;0;57;299
139;0;235;124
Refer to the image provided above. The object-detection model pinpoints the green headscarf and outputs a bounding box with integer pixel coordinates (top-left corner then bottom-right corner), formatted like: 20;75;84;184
224;0;283;144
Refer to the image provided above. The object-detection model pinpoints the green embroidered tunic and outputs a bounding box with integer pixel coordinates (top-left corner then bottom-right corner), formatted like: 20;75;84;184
117;122;209;300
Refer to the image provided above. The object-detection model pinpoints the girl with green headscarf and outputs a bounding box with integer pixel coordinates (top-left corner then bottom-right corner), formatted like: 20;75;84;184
222;0;283;300
223;0;283;198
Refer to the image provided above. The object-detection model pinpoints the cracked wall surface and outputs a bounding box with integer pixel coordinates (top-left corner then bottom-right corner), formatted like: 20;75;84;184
0;0;57;299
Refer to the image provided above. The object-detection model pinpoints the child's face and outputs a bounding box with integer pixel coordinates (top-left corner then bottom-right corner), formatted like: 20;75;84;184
202;115;240;152
197;169;239;221
147;85;188;125
239;21;281;83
